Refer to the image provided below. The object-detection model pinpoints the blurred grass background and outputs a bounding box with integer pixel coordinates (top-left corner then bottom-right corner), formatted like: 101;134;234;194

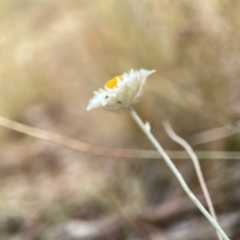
0;0;240;239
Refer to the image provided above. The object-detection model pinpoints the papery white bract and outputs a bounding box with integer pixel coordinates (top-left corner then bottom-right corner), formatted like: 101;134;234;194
86;69;156;112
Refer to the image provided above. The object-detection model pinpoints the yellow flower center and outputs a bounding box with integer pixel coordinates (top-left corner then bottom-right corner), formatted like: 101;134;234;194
105;75;123;89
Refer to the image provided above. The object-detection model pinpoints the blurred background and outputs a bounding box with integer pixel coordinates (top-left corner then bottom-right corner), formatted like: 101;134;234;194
0;0;240;239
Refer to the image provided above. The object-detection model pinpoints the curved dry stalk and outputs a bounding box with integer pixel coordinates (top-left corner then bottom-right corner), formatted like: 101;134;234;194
128;107;229;240
163;120;222;240
0;115;239;160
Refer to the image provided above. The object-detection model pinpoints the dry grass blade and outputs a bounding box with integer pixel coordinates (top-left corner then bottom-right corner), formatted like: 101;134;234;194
163;120;223;240
0;115;240;161
0;115;145;158
190;120;240;145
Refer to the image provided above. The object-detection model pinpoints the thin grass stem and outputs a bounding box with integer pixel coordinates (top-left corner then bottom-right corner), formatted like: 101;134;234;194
128;107;229;240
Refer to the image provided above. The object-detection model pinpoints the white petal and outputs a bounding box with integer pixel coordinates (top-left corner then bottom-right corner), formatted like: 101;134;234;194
86;69;156;112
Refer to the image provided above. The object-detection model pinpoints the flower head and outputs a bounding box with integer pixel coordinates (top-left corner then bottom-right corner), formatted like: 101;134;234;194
87;69;156;112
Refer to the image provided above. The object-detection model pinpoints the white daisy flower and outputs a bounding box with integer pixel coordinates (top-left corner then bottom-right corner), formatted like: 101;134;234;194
86;69;156;112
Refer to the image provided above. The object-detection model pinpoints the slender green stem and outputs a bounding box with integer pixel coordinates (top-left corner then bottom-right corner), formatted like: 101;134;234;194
128;107;230;240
